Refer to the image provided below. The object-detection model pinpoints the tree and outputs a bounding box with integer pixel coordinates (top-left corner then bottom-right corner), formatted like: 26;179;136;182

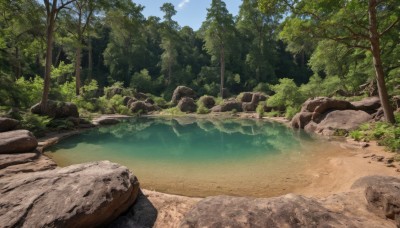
261;0;399;123
159;3;179;85
42;0;76;112
202;0;236;98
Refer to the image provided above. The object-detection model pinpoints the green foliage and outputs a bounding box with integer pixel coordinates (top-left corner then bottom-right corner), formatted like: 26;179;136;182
253;83;270;94
20;113;51;137
162;107;184;115
131;69;154;92
349;130;363;142
15;76;43;107
265;110;280;117
256;103;265;117
268;78;305;109
285;106;299;120
196;105;210;114
98;95;131;115
47;119;75;131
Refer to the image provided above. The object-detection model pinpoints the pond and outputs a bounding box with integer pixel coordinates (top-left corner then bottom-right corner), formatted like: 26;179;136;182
46;117;349;197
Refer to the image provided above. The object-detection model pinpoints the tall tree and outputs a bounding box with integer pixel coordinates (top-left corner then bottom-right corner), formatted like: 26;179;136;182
41;0;76;112
202;0;236;98
261;0;399;123
159;3;179;85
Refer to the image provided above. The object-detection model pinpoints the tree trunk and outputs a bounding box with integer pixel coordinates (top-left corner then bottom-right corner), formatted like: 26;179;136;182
15;47;21;80
88;36;93;80
41;12;56;113
220;45;225;98
75;44;82;95
168;57;172;85
368;0;395;124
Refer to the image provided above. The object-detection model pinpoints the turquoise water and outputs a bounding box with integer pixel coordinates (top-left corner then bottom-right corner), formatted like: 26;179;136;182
46;117;344;197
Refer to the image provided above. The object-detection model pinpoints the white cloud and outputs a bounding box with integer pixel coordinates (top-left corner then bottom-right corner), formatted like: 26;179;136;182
177;0;190;10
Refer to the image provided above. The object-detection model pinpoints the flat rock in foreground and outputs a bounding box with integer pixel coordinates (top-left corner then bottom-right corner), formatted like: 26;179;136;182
0;152;56;178
0;161;139;228
0;130;38;154
180;194;360;228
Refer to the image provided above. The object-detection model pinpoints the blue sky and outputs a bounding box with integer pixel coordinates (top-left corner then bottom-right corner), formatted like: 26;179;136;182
133;0;242;30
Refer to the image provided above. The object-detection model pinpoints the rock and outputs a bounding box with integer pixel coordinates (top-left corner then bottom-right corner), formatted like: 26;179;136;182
211;99;242;112
178;97;197;113
291;112;313;129
238;92;254;102
0;152;56;178
145;98;155;105
106;87;123;99
31;100;79;118
130;101;149;114
301;97;354;121
180;194;358;228
198;96;215;109
95;117;121;125
127;98;138;107
0;161;139;228
5;107;22;120
0;130;38;154
0;117;19;132
171;86;196;105
242;93;267;112
123;96;134;106
134;92;148;101
352;176;400;227
315;110;372;136
351;96;381;114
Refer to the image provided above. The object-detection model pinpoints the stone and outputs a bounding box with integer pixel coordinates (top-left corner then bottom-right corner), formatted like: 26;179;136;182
351;96;381;114
178;97;197;113
301;97;354;121
0;130;38;154
122;96;134;106
96;118;121;125
352;176;400;227
130;101;149;114
198;96;215;109
127;98;138;107
0;117;19;132
211;99;242;112
145;98;155;105
238;92;253;102
180;194;359;228
291;112;313;129
31;100;79;118
315;110;372;136
171;86;196;105
0;161;139;228
0;152;56;178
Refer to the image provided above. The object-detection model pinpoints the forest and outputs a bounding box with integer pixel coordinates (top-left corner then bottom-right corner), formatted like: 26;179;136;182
0;0;399;126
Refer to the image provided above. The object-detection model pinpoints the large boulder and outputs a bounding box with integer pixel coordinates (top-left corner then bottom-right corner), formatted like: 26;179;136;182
314;110;372;136
0;152;56;178
301;97;354;121
198;96;215;109
238;92;254;102
171;86;196;105
351;96;381;114
130;101;149;114
180;194;358;228
0;130;38;154
0;161;139;228
211;100;243;112
0;117;19;132
31;100;79;118
178;97;197;113
291;111;313;129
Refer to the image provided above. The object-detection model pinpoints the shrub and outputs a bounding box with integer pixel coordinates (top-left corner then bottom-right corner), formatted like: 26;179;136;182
267;78;305;111
197;104;210;114
20;113;51;137
47;119;75;131
162;107;184;115
350;130;363;141
285;106;299;120
253;82;270;94
256;103;265;118
15;76;44;107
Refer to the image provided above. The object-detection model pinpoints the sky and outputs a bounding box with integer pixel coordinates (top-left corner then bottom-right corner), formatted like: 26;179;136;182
133;0;242;30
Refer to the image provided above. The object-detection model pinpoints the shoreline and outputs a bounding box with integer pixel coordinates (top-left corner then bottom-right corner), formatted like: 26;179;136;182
39;113;399;199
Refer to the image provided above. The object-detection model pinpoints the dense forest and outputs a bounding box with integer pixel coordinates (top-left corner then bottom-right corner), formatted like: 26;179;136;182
0;0;399;123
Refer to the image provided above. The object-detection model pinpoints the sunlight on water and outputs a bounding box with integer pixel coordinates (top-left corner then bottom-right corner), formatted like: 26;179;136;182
46;117;349;197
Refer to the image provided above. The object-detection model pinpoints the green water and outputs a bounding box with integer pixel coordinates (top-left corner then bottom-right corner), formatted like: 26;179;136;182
46;117;345;197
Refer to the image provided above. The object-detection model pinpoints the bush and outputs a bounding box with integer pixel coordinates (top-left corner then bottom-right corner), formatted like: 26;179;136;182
267;78;305;110
253;82;270;94
20;113;51;137
197;104;210;114
162;107;184;115
15;76;44;107
285;106;299;120
350;130;363;141
98;95;131;115
47;119;75;131
130;69;153;93
256;103;265;118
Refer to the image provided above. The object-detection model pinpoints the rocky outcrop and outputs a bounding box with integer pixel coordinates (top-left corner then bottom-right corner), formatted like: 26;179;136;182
198;96;215;109
0;117;19;132
134;92;148;101
0;161;139;228
0;130;38;154
315;110;372;136
129;101;159;114
178;97;197;113
31;100;79;118
180;194;359;228
351;96;381;114
171;86;196;105
211;99;243;112
292;97;380;136
0;152;56;178
106;87;123;99
242;93;267;112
